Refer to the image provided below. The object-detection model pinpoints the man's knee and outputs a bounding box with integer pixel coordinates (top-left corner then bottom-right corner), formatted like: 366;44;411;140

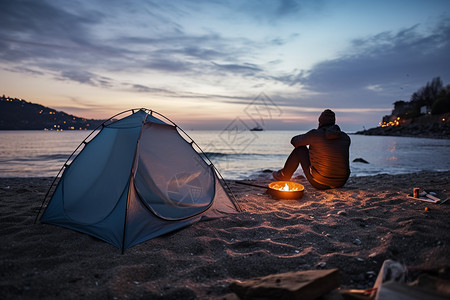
292;146;308;157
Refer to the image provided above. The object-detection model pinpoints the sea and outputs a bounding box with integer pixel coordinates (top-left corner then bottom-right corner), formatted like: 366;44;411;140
0;130;449;180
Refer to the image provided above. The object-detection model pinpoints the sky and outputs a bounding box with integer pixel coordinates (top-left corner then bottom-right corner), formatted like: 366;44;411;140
1;0;450;131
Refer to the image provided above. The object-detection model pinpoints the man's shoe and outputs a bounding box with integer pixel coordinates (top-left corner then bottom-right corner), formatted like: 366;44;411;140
273;170;289;181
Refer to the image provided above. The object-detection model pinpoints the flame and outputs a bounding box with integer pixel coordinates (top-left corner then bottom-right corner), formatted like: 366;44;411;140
281;184;290;191
271;182;301;192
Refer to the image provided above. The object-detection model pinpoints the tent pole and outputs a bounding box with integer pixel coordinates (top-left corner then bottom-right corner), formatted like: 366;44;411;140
34;166;65;224
120;110;150;253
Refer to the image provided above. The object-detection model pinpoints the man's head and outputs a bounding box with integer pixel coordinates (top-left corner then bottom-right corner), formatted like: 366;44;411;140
318;109;335;128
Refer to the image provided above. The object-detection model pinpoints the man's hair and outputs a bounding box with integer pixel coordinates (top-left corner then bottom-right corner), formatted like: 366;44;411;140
318;109;335;127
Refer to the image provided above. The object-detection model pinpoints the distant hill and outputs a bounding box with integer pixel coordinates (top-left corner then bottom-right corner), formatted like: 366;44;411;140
355;76;450;139
0;95;104;130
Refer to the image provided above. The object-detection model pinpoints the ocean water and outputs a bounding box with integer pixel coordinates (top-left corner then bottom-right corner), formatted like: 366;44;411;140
0;130;449;179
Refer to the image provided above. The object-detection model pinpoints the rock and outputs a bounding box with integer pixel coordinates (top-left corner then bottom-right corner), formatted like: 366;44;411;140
353;238;362;245
353;158;369;164
221;293;241;300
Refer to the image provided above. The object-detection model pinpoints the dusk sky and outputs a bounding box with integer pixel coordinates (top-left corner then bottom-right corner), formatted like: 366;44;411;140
1;0;449;131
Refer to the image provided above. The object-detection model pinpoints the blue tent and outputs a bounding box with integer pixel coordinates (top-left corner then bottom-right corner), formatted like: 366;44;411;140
39;109;240;251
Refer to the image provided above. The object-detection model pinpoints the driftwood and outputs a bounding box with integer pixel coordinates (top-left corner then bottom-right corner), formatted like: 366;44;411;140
229;269;340;300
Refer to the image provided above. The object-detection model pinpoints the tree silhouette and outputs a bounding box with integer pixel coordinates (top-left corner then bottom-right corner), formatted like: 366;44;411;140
410;77;444;109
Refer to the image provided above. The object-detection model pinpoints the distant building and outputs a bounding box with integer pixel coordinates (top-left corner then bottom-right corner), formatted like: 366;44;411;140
381;99;425;124
392;100;413;116
382;100;408;123
420;105;431;115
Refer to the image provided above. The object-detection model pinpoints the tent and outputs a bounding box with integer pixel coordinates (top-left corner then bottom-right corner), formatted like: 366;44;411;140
38;109;241;251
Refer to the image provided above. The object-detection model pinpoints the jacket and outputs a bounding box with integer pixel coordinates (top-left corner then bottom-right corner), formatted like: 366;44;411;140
291;125;351;188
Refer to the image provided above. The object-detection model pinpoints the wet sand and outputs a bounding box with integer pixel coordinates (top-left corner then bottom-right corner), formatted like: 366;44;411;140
1;171;449;299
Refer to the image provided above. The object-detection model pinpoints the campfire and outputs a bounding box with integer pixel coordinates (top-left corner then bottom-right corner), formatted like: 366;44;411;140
268;181;304;199
234;180;305;200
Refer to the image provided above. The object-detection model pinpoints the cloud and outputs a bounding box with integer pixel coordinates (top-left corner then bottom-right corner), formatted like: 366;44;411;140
297;19;450;101
180;46;223;60
57;70;113;88
2;66;44;76
0;0;103;60
258;18;450;112
0;0;267;86
0;1;96;35
143;58;193;73
129;84;176;95
234;0;322;23
212;62;263;75
117;33;261;72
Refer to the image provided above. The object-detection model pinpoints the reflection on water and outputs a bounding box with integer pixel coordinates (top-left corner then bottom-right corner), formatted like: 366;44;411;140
388;141;397;153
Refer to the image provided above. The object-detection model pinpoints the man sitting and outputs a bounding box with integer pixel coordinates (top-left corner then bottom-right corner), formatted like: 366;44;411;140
273;109;351;190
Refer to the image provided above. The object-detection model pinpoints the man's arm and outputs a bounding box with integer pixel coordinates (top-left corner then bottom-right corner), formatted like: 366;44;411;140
291;129;315;147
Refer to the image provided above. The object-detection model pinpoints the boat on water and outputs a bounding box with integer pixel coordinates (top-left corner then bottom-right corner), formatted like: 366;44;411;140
250;126;263;131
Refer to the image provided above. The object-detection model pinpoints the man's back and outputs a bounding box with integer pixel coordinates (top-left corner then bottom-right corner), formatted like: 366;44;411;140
292;125;351;187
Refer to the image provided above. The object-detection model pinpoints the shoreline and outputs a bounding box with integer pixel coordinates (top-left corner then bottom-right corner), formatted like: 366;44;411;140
353;125;450;140
351;132;450;140
353;131;450;140
1;171;449;299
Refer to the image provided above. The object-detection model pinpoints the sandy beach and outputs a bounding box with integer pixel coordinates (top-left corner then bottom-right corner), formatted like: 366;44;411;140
1;171;449;299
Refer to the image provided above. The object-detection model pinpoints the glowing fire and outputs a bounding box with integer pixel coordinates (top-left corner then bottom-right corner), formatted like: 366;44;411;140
271;182;302;192
268;181;305;199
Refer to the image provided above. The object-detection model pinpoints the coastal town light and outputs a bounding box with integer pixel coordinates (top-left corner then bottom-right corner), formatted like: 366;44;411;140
379;117;402;128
